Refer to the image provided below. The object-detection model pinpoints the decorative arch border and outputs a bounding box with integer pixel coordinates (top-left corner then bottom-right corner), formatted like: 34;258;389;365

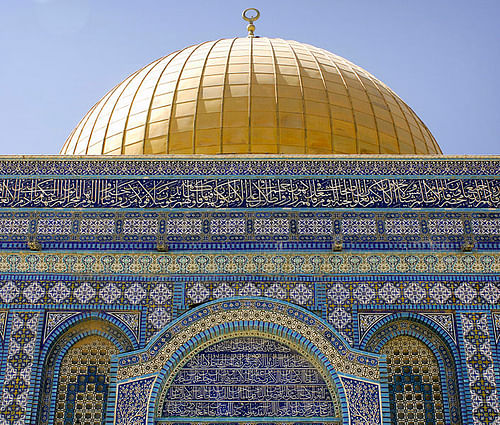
109;297;385;425
41;311;140;354
153;326;344;421
360;312;466;425
31;311;138;425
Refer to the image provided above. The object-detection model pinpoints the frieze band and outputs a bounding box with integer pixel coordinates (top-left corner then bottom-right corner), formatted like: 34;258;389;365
0;178;498;209
0;210;498;253
0;156;498;177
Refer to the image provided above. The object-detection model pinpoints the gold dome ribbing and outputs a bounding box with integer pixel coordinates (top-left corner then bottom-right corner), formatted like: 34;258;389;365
61;37;441;155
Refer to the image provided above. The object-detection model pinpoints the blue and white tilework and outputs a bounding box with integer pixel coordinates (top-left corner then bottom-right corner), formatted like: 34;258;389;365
159;337;338;419
0;157;497;177
428;219;464;235
0;310;7;340
340;376;381;425
185;280;315;308
0;156;497;425
0;210;497;252
210;218;246;234
80;218;115;235
298;217;334;234
0;178;497;209
115;377;155;425
0;276;174;341
472;219;500;235
0;312;40;425
385;219;420;234
342;219;377;235
37;218;72;235
325;276;500;343
123;218;158;235
461;313;500;425
0;219;29;235
254;218;289;235
165;218;201;235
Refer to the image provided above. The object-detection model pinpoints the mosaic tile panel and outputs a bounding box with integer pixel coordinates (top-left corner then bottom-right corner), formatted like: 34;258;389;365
115;377;155;425
364;320;462;425
43;311;81;343
3;273;500;346
115;298;381;382
37;319;134;425
0;252;497;277
0;220;29;235
461;313;499;425
326;276;498;343
185;280;315;308
0;211;498;252
0;310;7;340
420;313;457;344
54;335;118;425
0;157;498;177
0;312;40;425
339;376;381;425
491;312;500;344
382;335;445;425
158;337;338;419
472;219;500;235
0;178;497;209
0;277;172;342
155;421;340;425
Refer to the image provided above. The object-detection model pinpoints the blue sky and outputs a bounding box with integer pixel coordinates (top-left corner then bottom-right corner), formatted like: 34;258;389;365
0;0;498;155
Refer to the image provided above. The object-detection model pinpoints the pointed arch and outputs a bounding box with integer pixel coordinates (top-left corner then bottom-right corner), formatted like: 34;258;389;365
35;312;136;425
360;312;464;425
111;297;385;425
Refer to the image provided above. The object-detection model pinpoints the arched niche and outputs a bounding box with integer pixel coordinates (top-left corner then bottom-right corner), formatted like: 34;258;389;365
36;315;135;425
111;298;385;425
155;333;341;422
362;314;464;425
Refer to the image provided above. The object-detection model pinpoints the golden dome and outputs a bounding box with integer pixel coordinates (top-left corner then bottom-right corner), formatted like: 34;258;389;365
61;37;441;155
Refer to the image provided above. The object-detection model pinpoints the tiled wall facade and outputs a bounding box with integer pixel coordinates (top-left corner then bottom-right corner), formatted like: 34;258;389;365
0;156;498;425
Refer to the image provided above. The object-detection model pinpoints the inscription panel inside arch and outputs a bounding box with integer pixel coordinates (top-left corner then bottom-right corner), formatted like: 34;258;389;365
156;336;341;423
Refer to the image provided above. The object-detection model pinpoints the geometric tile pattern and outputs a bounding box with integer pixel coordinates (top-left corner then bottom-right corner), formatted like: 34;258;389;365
0;277;173;342
43;311;81;343
54;335;118;425
342;219;376;234
0;312;40;425
185;280;314;307
0;252;497;277
0;277;499;422
36;318;135;425
106;311;141;341
364;319;462;425
0;219;29;235
382;335;445;425
37;218;72;235
428;219;463;235
326;277;498;343
472;219;500;235
358;313;391;342
460;313;499;425
0;156;497;425
3;274;500;346
491;312;500;344
1;157;498;177
0;211;498;252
